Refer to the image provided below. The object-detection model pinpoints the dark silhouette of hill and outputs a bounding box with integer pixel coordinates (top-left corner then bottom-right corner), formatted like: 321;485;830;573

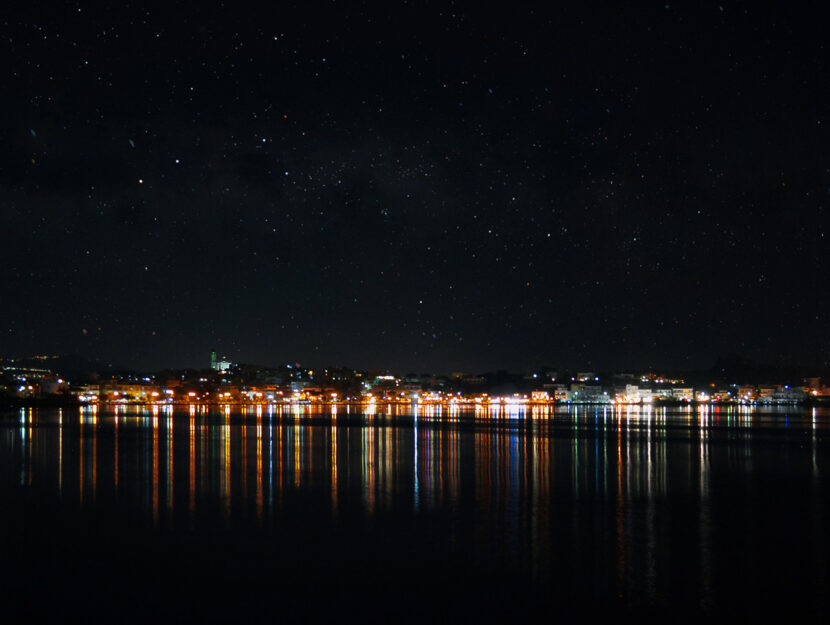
709;355;826;386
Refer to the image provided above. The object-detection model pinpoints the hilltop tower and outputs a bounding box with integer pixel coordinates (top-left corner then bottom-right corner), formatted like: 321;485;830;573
210;351;233;372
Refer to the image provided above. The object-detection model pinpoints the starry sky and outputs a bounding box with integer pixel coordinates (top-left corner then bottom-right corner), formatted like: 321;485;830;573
1;1;828;372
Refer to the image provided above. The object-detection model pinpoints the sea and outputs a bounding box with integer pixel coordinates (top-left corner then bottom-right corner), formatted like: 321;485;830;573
1;403;828;622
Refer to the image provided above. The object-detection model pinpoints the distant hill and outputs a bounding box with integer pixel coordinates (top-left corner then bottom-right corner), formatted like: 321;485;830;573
10;355;115;384
709;355;827;386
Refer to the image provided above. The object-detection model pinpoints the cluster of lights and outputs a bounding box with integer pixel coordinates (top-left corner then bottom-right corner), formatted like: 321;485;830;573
64;380;825;406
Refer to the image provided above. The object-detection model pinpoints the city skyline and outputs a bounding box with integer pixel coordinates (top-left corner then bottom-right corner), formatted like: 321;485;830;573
2;348;829;381
4;348;828;405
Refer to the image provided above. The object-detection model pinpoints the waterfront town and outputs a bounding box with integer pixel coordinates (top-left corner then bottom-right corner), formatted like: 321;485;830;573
2;351;828;408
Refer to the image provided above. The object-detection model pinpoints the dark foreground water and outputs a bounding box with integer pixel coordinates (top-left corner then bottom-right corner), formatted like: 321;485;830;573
1;404;828;622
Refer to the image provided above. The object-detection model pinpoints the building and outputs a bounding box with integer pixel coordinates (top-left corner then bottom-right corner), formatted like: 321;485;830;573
571;385;610;403
210;351;233;372
670;388;694;401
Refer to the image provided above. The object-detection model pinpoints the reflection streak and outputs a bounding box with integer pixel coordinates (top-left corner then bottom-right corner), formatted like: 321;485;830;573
4;401;827;615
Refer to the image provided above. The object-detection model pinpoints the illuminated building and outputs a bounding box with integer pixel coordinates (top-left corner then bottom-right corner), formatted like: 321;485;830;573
210;350;233;372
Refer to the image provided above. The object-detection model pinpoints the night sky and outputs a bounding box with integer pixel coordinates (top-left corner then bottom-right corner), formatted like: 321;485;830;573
1;2;827;372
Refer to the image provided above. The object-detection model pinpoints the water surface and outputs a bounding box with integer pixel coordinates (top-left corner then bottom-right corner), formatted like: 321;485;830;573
2;404;828;622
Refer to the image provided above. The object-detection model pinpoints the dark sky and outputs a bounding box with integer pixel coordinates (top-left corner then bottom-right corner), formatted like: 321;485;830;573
1;1;828;372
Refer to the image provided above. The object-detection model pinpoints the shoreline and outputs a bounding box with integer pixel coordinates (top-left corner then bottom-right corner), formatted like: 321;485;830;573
3;397;828;410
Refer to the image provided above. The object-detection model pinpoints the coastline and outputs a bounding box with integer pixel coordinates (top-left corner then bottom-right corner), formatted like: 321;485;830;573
3;396;828;410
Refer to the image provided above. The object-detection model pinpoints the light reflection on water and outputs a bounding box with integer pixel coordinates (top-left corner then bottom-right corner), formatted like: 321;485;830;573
2;403;829;615
5;404;828;510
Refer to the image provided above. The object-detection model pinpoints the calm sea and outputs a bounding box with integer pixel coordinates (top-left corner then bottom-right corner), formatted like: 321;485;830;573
1;404;828;622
